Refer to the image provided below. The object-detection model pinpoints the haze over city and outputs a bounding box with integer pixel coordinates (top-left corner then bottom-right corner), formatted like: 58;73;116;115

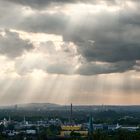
0;0;140;105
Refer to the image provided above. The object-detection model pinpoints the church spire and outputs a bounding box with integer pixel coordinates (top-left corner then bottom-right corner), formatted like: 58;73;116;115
88;114;94;140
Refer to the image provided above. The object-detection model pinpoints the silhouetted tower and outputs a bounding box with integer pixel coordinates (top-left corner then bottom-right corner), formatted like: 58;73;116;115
88;114;94;140
8;116;11;123
70;103;73;124
23;116;26;124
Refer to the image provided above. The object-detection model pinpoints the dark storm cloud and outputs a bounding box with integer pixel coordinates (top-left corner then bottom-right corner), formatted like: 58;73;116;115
75;41;140;63
3;0;118;9
16;3;140;63
19;12;69;35
0;30;34;58
76;61;136;75
62;9;140;63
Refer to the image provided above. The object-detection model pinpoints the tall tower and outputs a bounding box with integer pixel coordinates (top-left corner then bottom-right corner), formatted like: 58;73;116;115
23;116;26;124
70;103;73;125
88;114;94;140
8;116;11;123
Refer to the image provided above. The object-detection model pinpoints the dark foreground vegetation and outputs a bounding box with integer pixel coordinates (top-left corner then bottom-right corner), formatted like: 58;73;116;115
0;109;140;125
0;129;140;140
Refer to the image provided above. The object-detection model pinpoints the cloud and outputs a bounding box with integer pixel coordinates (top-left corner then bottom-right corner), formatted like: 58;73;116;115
3;0;118;9
12;1;140;74
0;0;140;75
14;41;79;75
62;9;140;63
76;61;136;75
0;1;24;29
0;30;34;58
18;12;69;35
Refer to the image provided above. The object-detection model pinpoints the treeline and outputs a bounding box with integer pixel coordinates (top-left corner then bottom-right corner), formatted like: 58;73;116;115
0;109;140;125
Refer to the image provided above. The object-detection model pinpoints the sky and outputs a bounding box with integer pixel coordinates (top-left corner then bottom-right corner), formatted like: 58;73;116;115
0;0;140;105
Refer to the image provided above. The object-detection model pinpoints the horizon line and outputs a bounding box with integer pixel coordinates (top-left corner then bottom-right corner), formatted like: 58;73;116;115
1;102;140;107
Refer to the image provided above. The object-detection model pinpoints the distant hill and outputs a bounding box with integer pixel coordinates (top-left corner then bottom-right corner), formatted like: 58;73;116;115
19;103;60;107
18;103;61;110
0;103;61;110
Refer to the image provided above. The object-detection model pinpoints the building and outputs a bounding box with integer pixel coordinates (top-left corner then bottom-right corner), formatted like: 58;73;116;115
61;125;82;131
121;126;139;131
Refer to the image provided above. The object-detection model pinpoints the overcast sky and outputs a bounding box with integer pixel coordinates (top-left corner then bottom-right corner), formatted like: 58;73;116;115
0;0;140;105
